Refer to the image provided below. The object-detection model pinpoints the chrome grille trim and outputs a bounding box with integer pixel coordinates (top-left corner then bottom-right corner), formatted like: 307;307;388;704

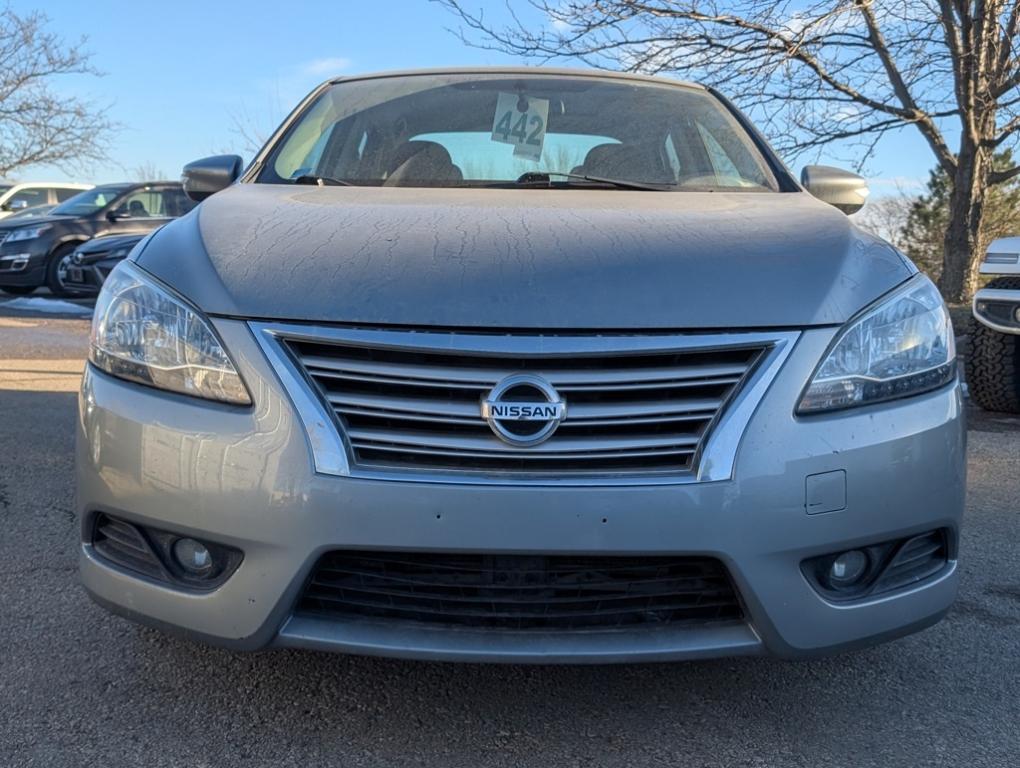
251;323;799;485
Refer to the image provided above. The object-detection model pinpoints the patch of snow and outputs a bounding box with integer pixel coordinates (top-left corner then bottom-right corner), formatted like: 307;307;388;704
1;297;94;316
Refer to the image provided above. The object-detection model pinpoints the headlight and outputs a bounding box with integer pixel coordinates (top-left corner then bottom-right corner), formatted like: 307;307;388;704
6;225;51;242
798;275;956;413
89;261;251;405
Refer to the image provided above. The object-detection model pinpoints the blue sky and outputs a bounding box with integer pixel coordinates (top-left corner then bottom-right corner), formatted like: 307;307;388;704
13;0;936;196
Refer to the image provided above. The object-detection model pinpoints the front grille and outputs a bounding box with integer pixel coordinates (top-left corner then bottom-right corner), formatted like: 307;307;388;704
283;334;768;477
298;551;743;631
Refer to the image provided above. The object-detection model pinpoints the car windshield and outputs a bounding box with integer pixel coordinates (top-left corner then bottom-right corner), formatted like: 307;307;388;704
258;73;779;191
51;185;126;216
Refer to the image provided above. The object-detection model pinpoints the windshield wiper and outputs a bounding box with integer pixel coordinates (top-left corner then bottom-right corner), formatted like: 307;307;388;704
513;171;676;192
292;174;354;187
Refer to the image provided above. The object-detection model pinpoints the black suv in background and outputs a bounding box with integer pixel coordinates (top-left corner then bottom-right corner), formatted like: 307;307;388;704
0;182;196;296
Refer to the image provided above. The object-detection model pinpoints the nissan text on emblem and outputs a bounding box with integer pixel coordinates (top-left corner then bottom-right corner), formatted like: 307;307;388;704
481;374;567;447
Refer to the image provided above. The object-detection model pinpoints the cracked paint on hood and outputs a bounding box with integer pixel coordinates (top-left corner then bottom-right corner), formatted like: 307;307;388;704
136;183;913;329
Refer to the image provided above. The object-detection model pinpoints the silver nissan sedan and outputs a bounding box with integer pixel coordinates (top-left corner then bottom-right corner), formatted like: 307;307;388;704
77;68;965;663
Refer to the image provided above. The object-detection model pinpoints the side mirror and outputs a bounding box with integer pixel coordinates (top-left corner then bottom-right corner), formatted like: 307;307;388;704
800;165;869;215
4;199;28;212
106;207;130;221
182;154;243;202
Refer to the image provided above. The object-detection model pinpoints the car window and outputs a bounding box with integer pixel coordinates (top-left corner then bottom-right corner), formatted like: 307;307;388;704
6;204;54;221
115;189;164;218
52;186;127;216
689;117;774;188
110;188;195;219
6;187;48;209
261;74;780;191
663;134;682;177
409;132;619;181
54;187;84;202
162;187;198;217
697;126;741;177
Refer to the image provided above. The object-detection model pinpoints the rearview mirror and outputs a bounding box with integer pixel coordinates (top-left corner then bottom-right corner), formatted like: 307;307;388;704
800;166;869;215
182;154;243;202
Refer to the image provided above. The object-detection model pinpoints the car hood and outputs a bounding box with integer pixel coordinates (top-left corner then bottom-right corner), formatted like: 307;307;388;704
0;213;72;231
138;184;912;329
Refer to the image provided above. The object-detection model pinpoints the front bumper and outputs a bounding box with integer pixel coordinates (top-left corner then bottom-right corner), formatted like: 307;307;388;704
77;320;966;663
64;258;117;295
973;287;1020;334
0;240;49;286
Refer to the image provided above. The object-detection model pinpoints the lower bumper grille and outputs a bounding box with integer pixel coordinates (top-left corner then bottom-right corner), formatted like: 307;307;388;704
298;552;743;631
92;513;167;581
872;530;949;594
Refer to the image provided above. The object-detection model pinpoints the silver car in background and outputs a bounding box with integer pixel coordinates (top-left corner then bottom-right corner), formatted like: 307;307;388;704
77;68;964;663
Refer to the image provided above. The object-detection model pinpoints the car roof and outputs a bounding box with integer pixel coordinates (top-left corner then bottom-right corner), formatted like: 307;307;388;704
328;66;704;91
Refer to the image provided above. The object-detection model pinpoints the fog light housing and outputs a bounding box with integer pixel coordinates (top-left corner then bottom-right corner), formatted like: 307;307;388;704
173;537;214;576
89;512;242;591
827;550;869;588
802;529;951;601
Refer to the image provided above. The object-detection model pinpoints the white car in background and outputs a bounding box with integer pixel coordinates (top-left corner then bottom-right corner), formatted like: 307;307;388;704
969;237;1020;412
0;182;93;219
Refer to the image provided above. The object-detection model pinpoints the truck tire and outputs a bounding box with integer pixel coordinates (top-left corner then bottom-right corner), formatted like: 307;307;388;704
966;276;1020;413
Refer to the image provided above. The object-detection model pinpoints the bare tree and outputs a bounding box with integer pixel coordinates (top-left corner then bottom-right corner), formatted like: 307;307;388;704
226;104;272;158
853;192;915;252
131;161;167;182
222;89;295;158
437;0;1020;302
0;8;113;179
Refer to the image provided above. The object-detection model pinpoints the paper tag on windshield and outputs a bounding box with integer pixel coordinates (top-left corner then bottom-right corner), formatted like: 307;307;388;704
491;92;548;161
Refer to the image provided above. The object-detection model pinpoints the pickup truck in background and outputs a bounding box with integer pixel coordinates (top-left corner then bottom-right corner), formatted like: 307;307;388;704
969;237;1020;412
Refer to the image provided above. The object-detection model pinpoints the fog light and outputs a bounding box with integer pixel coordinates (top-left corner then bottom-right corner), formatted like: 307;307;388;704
828;550;869;588
1014;307;1020;323
172;537;213;576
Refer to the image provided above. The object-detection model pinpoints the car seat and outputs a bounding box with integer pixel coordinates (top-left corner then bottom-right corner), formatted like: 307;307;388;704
571;144;673;184
383;141;463;186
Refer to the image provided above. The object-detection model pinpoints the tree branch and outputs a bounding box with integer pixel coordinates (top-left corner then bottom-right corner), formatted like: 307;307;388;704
857;0;956;174
989;164;1020;184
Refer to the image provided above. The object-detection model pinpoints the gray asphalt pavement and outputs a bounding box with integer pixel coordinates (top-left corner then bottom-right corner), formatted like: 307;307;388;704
1;299;1019;767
